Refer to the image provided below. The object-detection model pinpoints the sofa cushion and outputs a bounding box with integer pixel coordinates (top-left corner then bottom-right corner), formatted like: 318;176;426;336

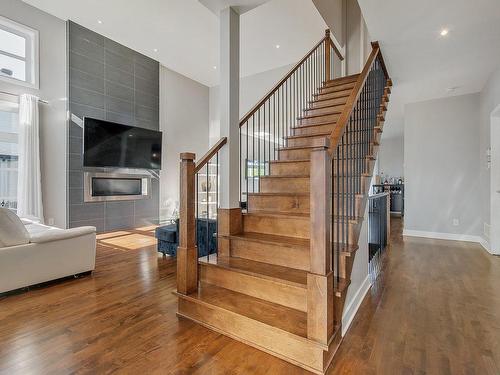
155;224;177;243
0;208;30;247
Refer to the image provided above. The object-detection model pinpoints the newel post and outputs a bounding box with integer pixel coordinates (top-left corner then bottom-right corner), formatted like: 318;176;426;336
307;140;334;345
325;29;331;82
177;152;198;295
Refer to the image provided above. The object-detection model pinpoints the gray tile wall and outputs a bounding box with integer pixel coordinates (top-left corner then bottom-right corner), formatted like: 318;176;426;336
67;21;160;232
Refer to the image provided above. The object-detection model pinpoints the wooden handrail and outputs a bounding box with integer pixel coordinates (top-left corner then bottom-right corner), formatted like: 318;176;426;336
194;137;227;173
239;30;343;126
328;42;389;155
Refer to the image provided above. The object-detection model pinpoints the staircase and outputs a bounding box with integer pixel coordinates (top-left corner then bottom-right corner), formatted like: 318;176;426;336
176;31;391;374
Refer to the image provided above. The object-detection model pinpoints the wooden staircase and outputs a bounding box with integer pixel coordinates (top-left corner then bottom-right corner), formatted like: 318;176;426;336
176;33;391;374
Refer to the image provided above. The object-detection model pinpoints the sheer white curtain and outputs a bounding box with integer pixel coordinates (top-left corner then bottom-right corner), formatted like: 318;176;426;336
17;94;43;222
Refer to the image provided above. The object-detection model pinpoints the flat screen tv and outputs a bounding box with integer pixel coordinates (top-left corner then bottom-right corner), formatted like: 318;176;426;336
83;118;162;170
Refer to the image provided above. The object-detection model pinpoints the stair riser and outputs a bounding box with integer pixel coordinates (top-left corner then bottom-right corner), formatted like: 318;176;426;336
260;177;309;194
200;264;307;312
293;124;335;136
333;158;374;172
310;97;348;109
335;144;378;158
298;113;340;126
314;89;352;101
304;105;344;117
332;176;370;194
248;194;310;214
288;135;330;148
323;77;358;88
279;148;313;161
332;222;360;245
270;161;310;176
177;298;327;374
319;83;355;94
230;237;309;271
243;215;309;239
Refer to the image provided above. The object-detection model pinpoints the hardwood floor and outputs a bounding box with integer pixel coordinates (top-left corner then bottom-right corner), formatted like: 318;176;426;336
1;220;499;374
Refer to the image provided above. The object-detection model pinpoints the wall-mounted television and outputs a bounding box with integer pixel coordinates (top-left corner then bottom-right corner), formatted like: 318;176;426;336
83;118;162;170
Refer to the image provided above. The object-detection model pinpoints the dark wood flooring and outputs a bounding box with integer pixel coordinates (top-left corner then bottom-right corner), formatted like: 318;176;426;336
1;220;499;374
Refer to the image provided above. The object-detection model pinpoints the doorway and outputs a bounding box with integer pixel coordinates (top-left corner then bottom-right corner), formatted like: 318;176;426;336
491;105;500;254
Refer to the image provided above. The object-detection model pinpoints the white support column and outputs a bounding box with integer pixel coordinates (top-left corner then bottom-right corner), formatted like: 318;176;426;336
219;7;240;209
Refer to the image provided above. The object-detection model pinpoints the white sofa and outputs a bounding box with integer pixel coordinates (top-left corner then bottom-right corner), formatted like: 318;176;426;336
0;208;96;294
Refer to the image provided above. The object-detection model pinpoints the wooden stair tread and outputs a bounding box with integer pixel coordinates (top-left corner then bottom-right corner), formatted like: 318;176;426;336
286;132;331;140
334;278;351;297
310;92;350;103
180;283;308;338
293;120;337;129
334;243;359;257
229;231;309;248
244;211;309;219
199;255;307;288
297;110;342;120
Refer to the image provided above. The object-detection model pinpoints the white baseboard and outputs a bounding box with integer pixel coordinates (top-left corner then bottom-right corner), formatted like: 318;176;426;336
403;229;494;254
342;275;371;336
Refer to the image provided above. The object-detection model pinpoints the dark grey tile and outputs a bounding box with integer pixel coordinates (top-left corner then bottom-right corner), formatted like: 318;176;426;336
105;49;133;73
105;201;134;218
70;103;105;122
68;188;84;205
70;52;104;78
69;171;83;188
69;21;104;47
134;196;159;217
105;65;134;88
134;61;159;82
135;75;159;96
135;91;159;111
105;215;135;231
70;68;104;94
70;86;105;109
70;32;104;63
134;118;158;130
134;216;157;228
134;54;158;72
69;218;105;233
104;38;135;59
106;81;134;102
69;153;83;171
135;105;158;123
105;96;133;117
69;137;83;154
69;203;105;222
106;111;134;127
68;122;83;139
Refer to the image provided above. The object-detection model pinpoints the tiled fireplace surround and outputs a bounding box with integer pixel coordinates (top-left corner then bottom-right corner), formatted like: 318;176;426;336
67;21;160;232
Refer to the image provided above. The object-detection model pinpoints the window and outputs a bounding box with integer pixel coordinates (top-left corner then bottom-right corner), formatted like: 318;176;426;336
0;100;19;211
0;16;39;88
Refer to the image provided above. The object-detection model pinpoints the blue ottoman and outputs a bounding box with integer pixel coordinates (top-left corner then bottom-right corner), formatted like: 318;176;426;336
155;219;217;257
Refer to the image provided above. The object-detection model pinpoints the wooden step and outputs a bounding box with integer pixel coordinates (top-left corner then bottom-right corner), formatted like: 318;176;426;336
293;123;336;136
270;159;310;176
331;218;362;245
319;82;356;94
310;96;349;109
260;175;309;194
298;112;341;126
313;89;352;102
334;277;351;298
304;104;345;117
199;256;307;311
323;74;359;87
228;232;310;271
243;212;310;239
176;283;340;374
286;132;330;148
279;145;317;161
247;192;309;214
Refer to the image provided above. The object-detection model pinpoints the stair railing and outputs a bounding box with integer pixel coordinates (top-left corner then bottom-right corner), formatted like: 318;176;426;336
177;137;227;295
308;42;391;342
239;29;343;209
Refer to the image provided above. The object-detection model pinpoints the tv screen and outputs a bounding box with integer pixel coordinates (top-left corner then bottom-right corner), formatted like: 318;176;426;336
83;118;162;169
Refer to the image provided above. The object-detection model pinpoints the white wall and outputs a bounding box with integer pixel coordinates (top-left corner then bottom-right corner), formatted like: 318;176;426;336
404;93;481;238
0;0;67;227
159;65;209;219
209;63;293;144
479;66;500;245
378;133;404;179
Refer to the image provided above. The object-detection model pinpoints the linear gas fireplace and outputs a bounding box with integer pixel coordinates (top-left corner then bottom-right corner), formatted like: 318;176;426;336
84;172;151;202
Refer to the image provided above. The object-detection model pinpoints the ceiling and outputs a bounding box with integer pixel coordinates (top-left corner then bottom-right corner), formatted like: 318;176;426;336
358;0;500;138
22;0;327;87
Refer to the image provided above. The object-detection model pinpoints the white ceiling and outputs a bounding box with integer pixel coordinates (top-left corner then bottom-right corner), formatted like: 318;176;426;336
358;0;500;138
22;0;327;87
199;0;271;15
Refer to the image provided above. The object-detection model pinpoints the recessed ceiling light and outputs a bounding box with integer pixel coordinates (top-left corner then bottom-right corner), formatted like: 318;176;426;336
447;86;459;93
97;20;103;24
153;48;158;52
276;44;280;49
213;66;217;70
440;28;449;36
